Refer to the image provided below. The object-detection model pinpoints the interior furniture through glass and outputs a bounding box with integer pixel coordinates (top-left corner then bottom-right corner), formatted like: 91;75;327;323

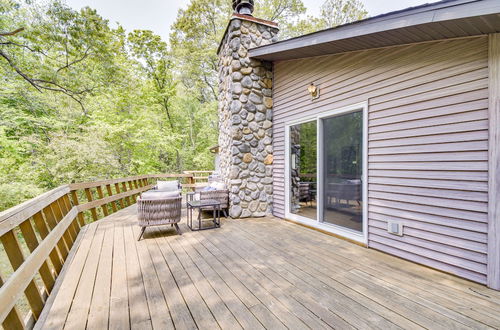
322;110;363;232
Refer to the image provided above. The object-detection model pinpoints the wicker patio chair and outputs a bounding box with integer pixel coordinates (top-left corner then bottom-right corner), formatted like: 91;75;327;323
200;189;229;217
137;195;182;240
187;188;229;218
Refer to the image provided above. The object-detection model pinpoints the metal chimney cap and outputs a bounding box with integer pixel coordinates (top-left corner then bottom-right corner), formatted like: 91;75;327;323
232;0;254;16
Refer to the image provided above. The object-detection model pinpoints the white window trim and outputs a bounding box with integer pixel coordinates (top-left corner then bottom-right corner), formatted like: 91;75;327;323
284;101;368;244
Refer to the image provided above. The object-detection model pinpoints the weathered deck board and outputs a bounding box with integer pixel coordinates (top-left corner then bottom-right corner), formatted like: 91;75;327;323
36;205;500;329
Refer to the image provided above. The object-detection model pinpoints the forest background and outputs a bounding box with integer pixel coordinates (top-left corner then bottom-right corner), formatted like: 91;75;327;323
0;0;367;210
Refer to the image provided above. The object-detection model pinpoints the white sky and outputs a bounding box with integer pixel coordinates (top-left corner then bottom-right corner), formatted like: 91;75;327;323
64;0;440;41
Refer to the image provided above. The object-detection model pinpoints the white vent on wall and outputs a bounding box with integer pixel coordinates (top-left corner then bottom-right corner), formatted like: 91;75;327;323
387;221;403;236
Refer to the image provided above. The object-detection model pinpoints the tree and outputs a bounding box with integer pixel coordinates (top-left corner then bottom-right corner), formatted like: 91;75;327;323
253;0;313;39
170;0;368;101
319;0;368;29
170;0;231;102
0;0;368;211
0;0;118;114
128;30;177;130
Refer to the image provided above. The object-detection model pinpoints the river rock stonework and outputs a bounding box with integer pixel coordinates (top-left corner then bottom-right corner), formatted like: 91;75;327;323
218;14;278;218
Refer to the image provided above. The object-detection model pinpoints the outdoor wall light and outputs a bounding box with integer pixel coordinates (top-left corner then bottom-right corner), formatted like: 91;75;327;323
308;82;320;100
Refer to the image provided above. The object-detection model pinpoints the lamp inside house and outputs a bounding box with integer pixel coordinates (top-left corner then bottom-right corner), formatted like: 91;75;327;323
308;82;320;100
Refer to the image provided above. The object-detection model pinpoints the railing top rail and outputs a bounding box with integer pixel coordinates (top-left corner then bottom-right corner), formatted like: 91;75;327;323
76;184;154;212
68;173;195;190
153;173;193;178
68;175;151;190
184;170;213;174
0;185;70;236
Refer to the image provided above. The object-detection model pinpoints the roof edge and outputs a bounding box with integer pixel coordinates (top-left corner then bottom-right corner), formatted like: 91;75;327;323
249;0;498;60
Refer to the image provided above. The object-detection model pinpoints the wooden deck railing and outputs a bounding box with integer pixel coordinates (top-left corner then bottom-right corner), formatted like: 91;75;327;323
182;170;214;190
0;173;207;329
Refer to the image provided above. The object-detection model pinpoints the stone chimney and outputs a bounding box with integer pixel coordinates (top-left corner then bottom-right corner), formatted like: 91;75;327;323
217;1;278;218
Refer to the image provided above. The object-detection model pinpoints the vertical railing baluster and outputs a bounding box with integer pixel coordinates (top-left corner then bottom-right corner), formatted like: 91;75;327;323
84;188;98;222
115;183;125;209
133;179;141;200
52;200;76;244
121;182;130;206
1;230;45;320
0;275;25;330
128;180;136;203
58;196;78;241
96;186;109;217
43;204;70;261
70;191;85;227
106;184;117;213
32;211;63;275
18;219;55;293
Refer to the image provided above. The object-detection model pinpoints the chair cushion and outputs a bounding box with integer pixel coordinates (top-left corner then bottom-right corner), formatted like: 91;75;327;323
202;186;216;191
141;191;179;200
209;181;226;190
156;180;179;192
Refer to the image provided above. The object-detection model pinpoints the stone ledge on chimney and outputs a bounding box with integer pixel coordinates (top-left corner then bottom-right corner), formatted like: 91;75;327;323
232;13;278;28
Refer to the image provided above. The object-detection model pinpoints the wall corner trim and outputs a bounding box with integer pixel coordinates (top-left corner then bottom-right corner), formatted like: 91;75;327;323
487;33;500;290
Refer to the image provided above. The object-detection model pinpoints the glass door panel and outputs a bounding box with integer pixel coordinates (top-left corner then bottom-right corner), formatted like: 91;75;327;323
289;121;317;220
322;111;363;232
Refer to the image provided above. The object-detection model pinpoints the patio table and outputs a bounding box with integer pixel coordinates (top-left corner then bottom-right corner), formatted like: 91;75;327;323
187;199;221;231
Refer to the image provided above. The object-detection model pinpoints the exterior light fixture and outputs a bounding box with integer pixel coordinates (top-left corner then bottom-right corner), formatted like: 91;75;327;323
308;82;320;100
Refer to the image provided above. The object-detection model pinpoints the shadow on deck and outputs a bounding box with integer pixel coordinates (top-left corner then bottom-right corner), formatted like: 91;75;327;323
35;206;500;329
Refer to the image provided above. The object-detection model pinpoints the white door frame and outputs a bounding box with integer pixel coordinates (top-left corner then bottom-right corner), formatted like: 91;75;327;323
284;101;368;244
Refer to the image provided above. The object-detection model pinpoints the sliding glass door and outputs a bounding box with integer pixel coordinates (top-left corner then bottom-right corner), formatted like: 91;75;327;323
322;110;363;232
287;103;366;242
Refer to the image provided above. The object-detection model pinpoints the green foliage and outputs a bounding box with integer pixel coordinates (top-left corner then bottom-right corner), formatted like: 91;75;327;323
298;121;317;176
170;0;231;101
0;0;218;211
170;0;368;99
0;0;368;211
319;0;368;29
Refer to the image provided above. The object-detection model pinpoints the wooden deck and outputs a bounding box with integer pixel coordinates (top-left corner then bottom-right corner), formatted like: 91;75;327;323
35;205;500;330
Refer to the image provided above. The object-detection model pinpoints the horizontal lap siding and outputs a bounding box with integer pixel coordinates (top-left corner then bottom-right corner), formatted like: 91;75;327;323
271;37;489;284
